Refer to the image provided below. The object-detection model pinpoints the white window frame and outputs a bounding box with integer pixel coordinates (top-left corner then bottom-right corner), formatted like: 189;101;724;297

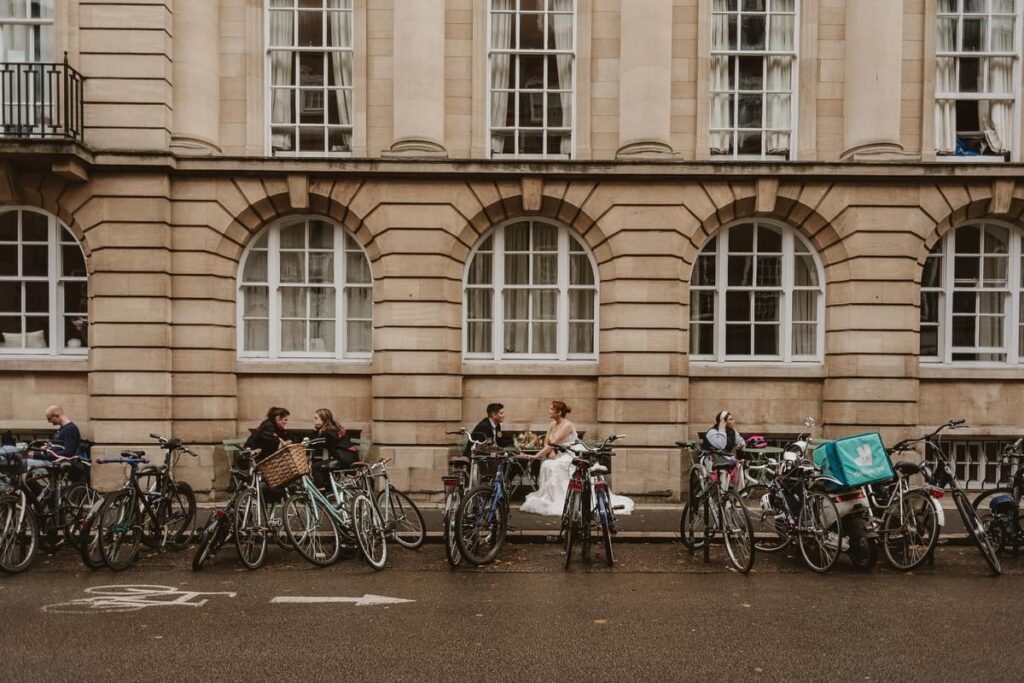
264;0;355;158
689;220;825;363
486;0;577;160
709;0;800;160
463;218;598;361
920;220;1022;365
0;207;87;357
0;0;54;63
935;0;1022;162
236;217;372;361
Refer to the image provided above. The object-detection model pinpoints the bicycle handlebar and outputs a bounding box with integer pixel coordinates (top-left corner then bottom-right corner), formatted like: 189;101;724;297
96;457;149;465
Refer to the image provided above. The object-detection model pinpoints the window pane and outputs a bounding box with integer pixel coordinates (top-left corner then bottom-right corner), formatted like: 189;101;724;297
346;287;372;319
690;322;714;355
740;14;766;50
753;292;780;321
281;287;307;317
309;287;335;318
0;281;20;313
726;324;751;354
959;57;982;92
506;222;530;250
243;251;268;282
63;281;87;315
728;255;753;286
754;324;779;355
755;255;781;287
737;94;763;127
282;320;307;351
738;56;763;90
921;292;940;324
922;255;942;288
569;289;594;320
504;321;529;353
962;18;986;52
952;315;975;346
0;317;22;346
533;322;556;353
953;291;976;313
280;252;305;283
345;251;371;284
468;252;492;285
954;256;980;285
792;323;816;356
982;256;1007;286
468;321;492;353
25;316;48;346
534;223;557;251
64;316;87;349
569;322;594;354
61;244;86;277
693;253;716;286
533;254;557;284
505;254;529;284
792;290;817;322
504;289;529;319
21;245;47;277
309;320;335;353
467;288;493;319
920;326;939;357
533;289;557;320
22;211;47;241
309;252;333;283
794;254;818;286
726;290;750;321
984;225;1009;253
768;14;794;51
0;211;16;241
243;286;269;317
758;225;782;252
281;222;305;248
570;254;594;285
730;224;754;252
309;220;333;249
690;290;715;322
347;320;371;352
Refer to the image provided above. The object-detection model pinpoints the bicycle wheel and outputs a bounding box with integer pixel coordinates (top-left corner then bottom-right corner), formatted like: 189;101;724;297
797;492;841;573
161;481;196;549
233;490;268;570
283;492;341;567
563;489;579;570
954;489;1001;576
880;489;939;571
580;486;592;564
352;493;387;570
740;484;789;553
680;467;703;545
78;496;108;570
376;487;426;549
443;491;463;568
192;510;228;572
267;499;295;552
972;488;1015;554
0;495;39;573
97;490;141;571
62;483;95;547
600;490;615;567
456;484;507;567
846;516;878;572
721;491;756;573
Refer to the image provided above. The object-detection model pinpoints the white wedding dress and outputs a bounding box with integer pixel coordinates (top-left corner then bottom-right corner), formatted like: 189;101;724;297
519;432;634;517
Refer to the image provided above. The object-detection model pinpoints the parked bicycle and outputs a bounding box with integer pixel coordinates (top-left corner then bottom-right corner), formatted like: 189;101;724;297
560;435;624;569
92;434;198;571
903;419;1001;575
442;427;491;568
455;445;529;566
972;437;1024;557
679;442;755;573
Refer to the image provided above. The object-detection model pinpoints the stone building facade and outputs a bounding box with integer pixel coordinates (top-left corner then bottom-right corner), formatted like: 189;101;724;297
1;0;1022;499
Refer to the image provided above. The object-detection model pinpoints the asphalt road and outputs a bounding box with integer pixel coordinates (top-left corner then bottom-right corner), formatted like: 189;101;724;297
2;543;1022;682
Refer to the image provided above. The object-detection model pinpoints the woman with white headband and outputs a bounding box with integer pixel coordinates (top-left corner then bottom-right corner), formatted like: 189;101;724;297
701;410;747;490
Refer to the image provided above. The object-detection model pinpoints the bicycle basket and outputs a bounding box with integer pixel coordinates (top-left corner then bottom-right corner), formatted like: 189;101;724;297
256;443;310;488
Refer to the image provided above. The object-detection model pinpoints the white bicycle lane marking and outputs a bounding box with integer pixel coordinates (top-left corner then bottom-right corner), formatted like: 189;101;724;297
270;594;414;606
42;585;238;614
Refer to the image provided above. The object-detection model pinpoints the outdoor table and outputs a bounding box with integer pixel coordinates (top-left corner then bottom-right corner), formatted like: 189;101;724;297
738;446;784;459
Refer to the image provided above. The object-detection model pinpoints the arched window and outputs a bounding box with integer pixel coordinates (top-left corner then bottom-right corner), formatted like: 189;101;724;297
921;221;1023;363
237;217;371;359
689;220;824;362
464;219;597;360
0;208;88;355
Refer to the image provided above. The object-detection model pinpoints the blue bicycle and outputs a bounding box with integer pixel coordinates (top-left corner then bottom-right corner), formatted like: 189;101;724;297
455;448;525;566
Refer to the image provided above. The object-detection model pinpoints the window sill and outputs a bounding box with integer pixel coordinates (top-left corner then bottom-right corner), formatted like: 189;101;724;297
688;362;825;379
0;356;89;372
461;360;599;377
235;359;372;375
919;364;1023;380
935;155;1009;163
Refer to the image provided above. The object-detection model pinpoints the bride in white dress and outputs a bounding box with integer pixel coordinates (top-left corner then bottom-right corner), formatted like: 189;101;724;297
519;401;634;517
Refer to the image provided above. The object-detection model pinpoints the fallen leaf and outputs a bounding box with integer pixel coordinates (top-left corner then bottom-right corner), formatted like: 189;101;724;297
741;603;752;608
593;619;608;625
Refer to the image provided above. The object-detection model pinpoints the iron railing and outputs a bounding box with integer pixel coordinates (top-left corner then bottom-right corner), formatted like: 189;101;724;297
0;54;84;142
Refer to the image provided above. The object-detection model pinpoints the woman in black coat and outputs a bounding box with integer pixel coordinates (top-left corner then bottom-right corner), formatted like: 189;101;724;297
244;406;291;460
311;408;359;489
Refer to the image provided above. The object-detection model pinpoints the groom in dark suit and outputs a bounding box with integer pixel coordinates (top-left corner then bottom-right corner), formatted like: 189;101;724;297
464;403;506;456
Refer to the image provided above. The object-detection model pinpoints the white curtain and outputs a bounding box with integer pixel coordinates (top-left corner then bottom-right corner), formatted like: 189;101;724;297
552;0;574;154
934;15;957;153
791;290;816;355
328;11;353;150
490;0;513;153
270;12;295;150
765;9;794;155
985;17;1015;154
710;11;731;153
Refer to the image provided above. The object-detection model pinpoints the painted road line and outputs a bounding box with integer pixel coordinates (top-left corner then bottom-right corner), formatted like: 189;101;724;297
43;585;237;614
271;594;414;606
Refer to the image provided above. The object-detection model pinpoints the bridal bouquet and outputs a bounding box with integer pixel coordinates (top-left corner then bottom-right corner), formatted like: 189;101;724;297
514;431;542;450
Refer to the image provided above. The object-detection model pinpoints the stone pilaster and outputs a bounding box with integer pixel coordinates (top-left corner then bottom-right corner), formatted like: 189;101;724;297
386;0;447;155
841;0;913;160
616;0;675;157
171;0;221;154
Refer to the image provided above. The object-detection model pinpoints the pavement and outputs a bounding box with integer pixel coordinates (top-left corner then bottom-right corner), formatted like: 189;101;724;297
2;543;1023;682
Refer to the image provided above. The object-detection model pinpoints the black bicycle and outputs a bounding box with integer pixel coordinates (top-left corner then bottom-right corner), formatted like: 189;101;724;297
898;419;1001;575
94;434;198;571
972;437;1024;557
560;435;623;569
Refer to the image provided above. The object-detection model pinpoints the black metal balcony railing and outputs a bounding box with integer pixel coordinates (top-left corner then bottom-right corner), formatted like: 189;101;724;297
0;54;84;142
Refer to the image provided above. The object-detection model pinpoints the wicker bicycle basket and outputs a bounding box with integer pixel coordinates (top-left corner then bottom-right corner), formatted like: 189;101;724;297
256;443;309;488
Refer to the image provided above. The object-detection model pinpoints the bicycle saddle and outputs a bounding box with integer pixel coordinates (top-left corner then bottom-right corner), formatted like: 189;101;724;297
590;464;608;475
711;459;738;472
138;464;166;476
323;460;348;471
572;457;592;469
448;456;470;466
350;461;369;468
120;450;146;458
893;461;922;476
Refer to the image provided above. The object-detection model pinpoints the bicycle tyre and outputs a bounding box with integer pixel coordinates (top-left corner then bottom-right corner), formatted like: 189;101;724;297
443;490;463;568
721;491;756;573
78;496;108;570
971;488;1015;555
680;467;703;545
283;492;341;567
62;483;95;547
681;497;713;550
377;487;426;549
846;516;878;572
0;494;39;573
600;490;614;567
740;484;789;553
580;486;592;564
797;492;841;573
233;489;268;570
352;493;387;570
456;484;507;567
267;500;294;552
162;481;196;549
192;512;224;572
880;489;939;571
563;489;579;570
954;489;1001;576
97;489;141;571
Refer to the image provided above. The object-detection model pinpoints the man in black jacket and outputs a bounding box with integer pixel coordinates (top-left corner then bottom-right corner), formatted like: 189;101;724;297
464;403;506;456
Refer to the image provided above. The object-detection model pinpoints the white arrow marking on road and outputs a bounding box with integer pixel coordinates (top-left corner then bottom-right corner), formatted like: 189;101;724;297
271;594;414;606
